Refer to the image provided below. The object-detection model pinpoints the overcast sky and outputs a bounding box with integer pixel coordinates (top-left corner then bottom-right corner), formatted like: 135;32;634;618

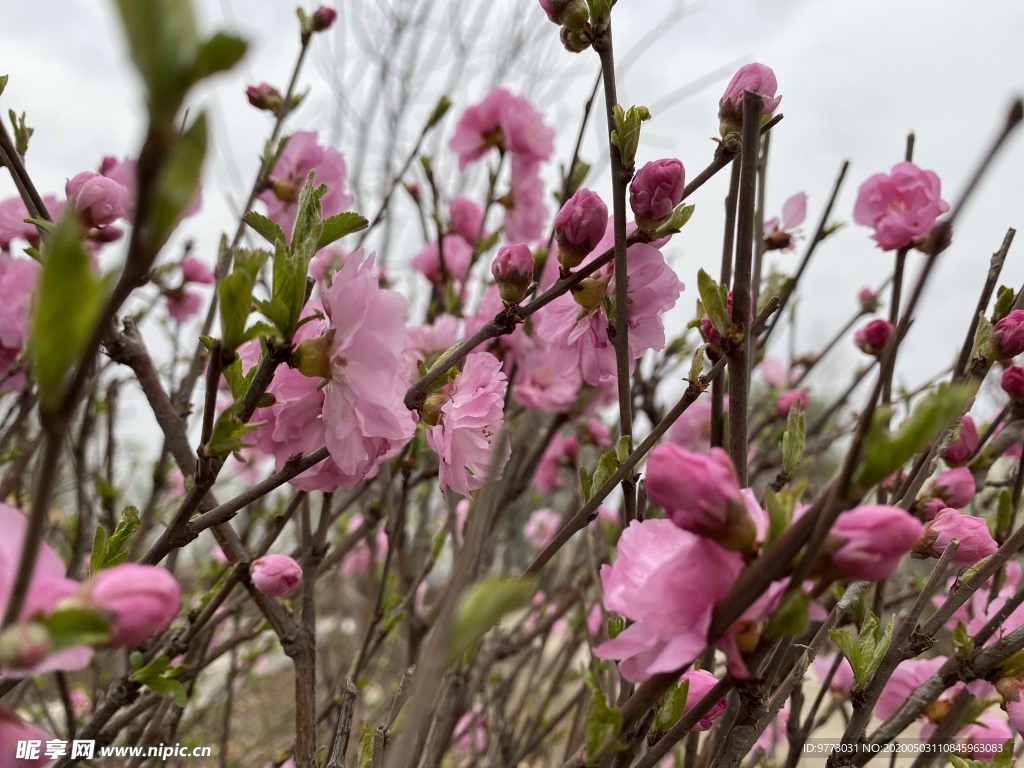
3;0;1024;453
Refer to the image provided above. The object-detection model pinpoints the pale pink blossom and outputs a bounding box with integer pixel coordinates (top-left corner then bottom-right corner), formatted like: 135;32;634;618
679;669;727;731
763;192;807;251
533;432;576;495
665;398;725;454
449;88;554;170
503;156;547;243
594;519;743;682
448;197;486;245
512;334;582;412
309;247;346;285
165;288;203;323
959;717;1013;761
340;516;389;578
875;656;951;720
754;705;788;754
258;131;354;236
425;352;510;497
0;252;40;393
773;389;808;419
759;358;792;388
411;235;473;284
405;314;460;373
83;563;181;646
921;466;975;511
65;171;130;228
0;197;37;249
321;252;418;483
853;162;949;251
811;654;855;696
453;704;488;753
524;508;561;549
181;255;215;284
250;555;303;597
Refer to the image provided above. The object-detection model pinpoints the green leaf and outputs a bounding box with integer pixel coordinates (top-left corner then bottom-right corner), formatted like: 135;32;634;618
206;403;264;456
991;740;1015;768
781;401;805;475
654;203;696;238
190;32;247;82
615;435;631;464
609;104;651;168
585;0;610;26
29;212;108;408
219;269;255;353
148;112;207;253
863;613;895;683
994;285;1015;322
584;689;627;763
566;158;592;200
764;589;810;640
131;653;188;705
0;75;7;97
290;170;325;250
607;614;625;639
316;211;368;251
357;721;374;768
580;466;592;502
828;628;862;684
40;607;112;650
446;577;534;665
953;620;975;658
91;506;141;574
653;678;689;734
972;313;993;362
243;211;286;246
589;447;621;502
697;269;731;338
687;344;707;384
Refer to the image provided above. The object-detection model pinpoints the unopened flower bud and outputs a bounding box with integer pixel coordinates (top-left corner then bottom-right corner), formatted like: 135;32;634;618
854;318;894;356
65;171;130;229
821;505;923;582
310;6;337;32
571;277;606;313
554;189;608;270
914;509;996;566
246;83;283;113
419;391;449;427
629;159;685;231
539;0;589;31
491;244;534;305
1002;365;1024;402
858;287;881;313
990;310;1024;361
292;329;336;380
251;554;303;597
559;26;591;53
718;63;781;138
941;416;978;467
0;623;52;671
85;564;181;646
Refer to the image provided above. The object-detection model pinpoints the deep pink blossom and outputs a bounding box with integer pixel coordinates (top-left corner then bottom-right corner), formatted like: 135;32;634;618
524;508;561;549
594;519;743;682
66;171;130;228
718;63;781;136
0;253;40;393
321;252;418;482
250;555;303;597
84;563;181;646
181;255;215;284
989;310;1024;361
1001;365;1024;401
942;415;979;467
425;352;510;497
915;509;997;566
449;88;554;170
853;162;949;251
449;197;486;245
629;159;685;229
411;235;473;284
258;131;353;236
854;318;894;356
922;467;976;510
165;288;203;323
763;192;807;251
310;6;337;31
491;243;535;304
503;156;547;243
823;505;924;581
679;669;727;731
555;188;609;268
246;82;283;113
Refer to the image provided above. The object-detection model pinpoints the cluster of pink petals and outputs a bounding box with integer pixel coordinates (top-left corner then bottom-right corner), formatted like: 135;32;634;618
942;415;979;467
0;197;44;250
594;518;743;682
853;162;949;251
629;159;685;228
165;255;217;323
773;388;808;419
523;508;561;549
340;516;390;578
919;466;976;519
320;253;419;483
405;313;460;374
720;63;782;115
259;130;354;236
763;192;807;251
665;398;726;454
503;155;548;243
250;554;303;597
511;333;582;412
811;654;855;697
425;352;510;497
535;218;683;386
989;309;1024;361
916;509;997;566
65;171;130;229
411;234;473;284
823;505;924;581
0;253;41;393
1001;365;1024;401
449;87;554;170
449;197;486;245
680;669;728;731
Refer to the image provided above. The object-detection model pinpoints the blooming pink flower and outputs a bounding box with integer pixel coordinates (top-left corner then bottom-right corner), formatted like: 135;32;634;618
875;657;948;721
763;192;807;251
679;669;727;731
320;252;418;483
405;314;460;374
811;654;855;697
449;88;554;170
84;563;181;646
181;255;215;284
0;705;53;767
165;288;203;323
524;508;561;549
823;505;924;582
645;445;760;551
1008;699;1024;735
425;352;510;497
250;555;303;597
853;162;949;251
492;243;535;304
629;159;685;229
942;415;979;467
258;131;354;236
1001;365;1024;401
512;334;582;412
555;188;609;268
66;171;130;228
759;358;792;389
916;509;997;565
854;318;894;356
719;63;781;136
503;156;547;243
665;398;725;454
0;253;41;393
773;389;808;419
449;197;486;245
533;432;577;495
989;310;1024;361
535;219;683;385
960;717;1013;762
340;516;389;578
411;235;473;284
594;519;743;682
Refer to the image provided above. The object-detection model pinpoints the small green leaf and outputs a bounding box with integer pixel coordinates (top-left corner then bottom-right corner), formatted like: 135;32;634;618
243;211;286;246
425;95;452;130
41;608;112;650
687;344;707;384
615;435;631;464
584;689;627;763
953;620;975;658
316;211;368;251
972;313;993;362
219;269;255;353
607;614;625;639
609;104;651;168
697;269;731;338
580;465;592;502
764;589;810;640
446;577;534;665
91;506;141;574
654;203;696;238
991;740;1015;768
190;32;247;83
29;212;108;408
828;628;862;685
994;285;1016;322
781;401;805;475
207;403;264;456
653;678;689;734
589;447;621;501
148;112;207;253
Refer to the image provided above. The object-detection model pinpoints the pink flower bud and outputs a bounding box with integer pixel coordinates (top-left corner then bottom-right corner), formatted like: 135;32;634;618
310;6;337;32
538;0;589;31
181;255;215;285
679;669;728;731
86;564;181;646
914;509;997;566
718;63;781;137
65;171;130;228
1003;365;1024;402
773;389;808;419
246;83;283;113
923;467;976;510
854;318;894;356
554;189;608;270
629;159;685;230
858;287;881;313
941;415;978;467
823;505;924;581
251;554;302;597
853;162;949;251
645;445;758;551
491;243;534;305
989;310;1024;361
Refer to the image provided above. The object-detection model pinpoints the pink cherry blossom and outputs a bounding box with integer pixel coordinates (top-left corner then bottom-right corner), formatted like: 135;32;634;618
773;388;808;419
449;197;486;245
524;508;561;548
1001;365;1024;401
763;192;807;251
84;563;181;646
181;255;215;284
65;171;130;228
0;252;40;393
250;554;303;597
989;309;1024;360
503;156;547;243
340;516;389;578
453;704;488;753
853;162;949;251
0;197;37;249
533;432;576;495
594;518;743;682
875;657;949;721
942;415;979;467
629;159;685;228
512;334;582;412
754;705;788;754
960;717;1013;762
665;398;727;454
0;705;53;767
411;235;474;284
811;654;855;696
922;467;976;510
449;88;554;170
320;252;418;482
679;669;727;731
824;505;924;582
258;130;354;236
309;247;347;285
425;352;510;497
165;288;203;323
405;314;460;374
718;63;781;137
491;243;534;304
554;188;609;268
